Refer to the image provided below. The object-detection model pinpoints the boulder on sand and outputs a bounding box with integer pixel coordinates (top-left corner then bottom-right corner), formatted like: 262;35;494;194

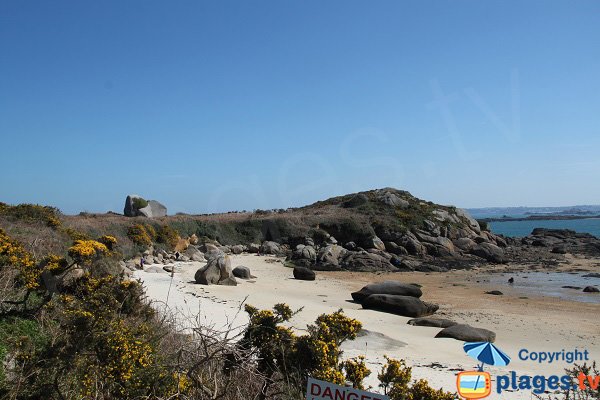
232;266;255;279
194;255;237;286
185;246;205;262
260;241;281;255
435;324;496;342
231;245;245;255
351;281;423;303
361;294;439;318
407;317;457;328
293;266;315;281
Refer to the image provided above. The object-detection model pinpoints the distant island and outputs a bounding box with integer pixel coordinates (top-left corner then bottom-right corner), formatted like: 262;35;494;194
467;205;600;220
479;214;600;223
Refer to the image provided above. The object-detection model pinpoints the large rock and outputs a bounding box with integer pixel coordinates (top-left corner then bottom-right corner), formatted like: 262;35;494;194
368;236;386;251
231;245;245;254
205;247;225;262
361;294;439;318
407;317;457;328
453;238;477;252
123;195;167;218
232;266;255;279
351;281;423;303
185;246;205;262
455;208;481;234
194;255;237;286
435;324;496;342
415;231;455;254
375;189;409;208
385;241;409;256
471;243;506;263
293;266;315;281
583;286;599;293
315;245;346;270
398;233;427;256
260;241;281;255
340;251;396;272
293;245;317;262
56;268;85;291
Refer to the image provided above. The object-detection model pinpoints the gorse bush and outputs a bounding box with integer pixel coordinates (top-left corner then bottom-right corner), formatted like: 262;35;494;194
238;304;455;399
67;239;109;266
0;229;182;399
0;203;62;228
156;225;179;250
127;224;152;247
98;235;117;251
240;304;363;395
379;356;455;400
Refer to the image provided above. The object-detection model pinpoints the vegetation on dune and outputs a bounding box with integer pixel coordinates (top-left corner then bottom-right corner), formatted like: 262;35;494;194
1;188;473;261
1;224;458;399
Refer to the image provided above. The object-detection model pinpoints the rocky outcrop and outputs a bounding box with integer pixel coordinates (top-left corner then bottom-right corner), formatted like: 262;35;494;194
521;229;600;258
375;189;409;208
123;195;167;218
471;243;506;263
361;294;439;318
435;324;496;342
351;281;423;302
194;255;237;286
340;251;396;272
315;245;346;270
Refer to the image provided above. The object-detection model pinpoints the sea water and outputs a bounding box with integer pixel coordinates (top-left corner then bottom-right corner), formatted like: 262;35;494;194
482;272;600;304
489;218;600;238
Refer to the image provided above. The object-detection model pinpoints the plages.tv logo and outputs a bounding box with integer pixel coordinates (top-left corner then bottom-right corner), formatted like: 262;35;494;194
456;341;511;399
456;371;492;399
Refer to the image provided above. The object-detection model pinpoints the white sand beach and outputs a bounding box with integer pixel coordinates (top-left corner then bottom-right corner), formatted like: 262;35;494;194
135;254;600;399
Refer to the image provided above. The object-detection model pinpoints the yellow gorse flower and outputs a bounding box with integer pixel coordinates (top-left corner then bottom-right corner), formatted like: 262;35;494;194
68;239;108;265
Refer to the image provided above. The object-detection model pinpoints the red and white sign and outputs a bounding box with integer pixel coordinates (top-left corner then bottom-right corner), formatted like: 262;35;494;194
306;377;390;400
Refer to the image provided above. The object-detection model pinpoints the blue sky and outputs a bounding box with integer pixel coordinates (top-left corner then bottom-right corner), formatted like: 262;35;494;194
1;1;599;214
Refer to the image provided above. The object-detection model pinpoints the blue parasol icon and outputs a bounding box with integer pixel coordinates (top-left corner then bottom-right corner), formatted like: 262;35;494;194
463;342;511;369
463;342;511;397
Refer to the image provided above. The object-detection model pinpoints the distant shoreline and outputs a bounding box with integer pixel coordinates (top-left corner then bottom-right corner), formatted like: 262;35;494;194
480;215;600;223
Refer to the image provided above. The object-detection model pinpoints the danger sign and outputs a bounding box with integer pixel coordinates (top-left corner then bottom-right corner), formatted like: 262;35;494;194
306;377;390;400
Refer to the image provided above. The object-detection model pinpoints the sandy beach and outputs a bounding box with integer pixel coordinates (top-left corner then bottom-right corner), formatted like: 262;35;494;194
134;254;600;399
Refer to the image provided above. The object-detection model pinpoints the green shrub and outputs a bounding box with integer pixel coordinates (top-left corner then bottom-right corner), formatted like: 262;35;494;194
132;197;148;210
156;225;179;250
0;317;50;390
